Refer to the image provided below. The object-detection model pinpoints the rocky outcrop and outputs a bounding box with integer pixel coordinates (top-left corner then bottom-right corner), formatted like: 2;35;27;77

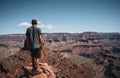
23;63;55;78
0;49;56;78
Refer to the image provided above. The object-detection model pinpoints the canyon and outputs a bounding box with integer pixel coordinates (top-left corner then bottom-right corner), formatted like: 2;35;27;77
0;32;120;78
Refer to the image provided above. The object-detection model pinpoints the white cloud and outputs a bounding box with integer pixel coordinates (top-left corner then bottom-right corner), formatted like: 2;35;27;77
37;21;42;25
38;24;55;30
18;22;31;27
46;25;55;30
18;21;55;30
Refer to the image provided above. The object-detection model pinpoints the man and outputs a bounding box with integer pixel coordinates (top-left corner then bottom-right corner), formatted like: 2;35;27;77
26;19;43;74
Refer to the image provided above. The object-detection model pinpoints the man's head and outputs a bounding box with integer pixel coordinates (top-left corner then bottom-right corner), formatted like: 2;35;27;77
31;19;37;25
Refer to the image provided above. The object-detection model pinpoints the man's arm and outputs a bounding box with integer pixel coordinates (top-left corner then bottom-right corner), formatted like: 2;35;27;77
25;28;30;49
38;28;43;49
26;36;30;49
39;35;44;49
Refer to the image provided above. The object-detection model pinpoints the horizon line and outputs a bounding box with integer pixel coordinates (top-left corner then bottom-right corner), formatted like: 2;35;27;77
0;31;120;35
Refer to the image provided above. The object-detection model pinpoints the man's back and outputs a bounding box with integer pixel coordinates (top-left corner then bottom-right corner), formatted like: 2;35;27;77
26;26;42;49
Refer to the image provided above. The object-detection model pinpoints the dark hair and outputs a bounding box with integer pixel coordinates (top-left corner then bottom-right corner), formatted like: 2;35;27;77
31;19;37;25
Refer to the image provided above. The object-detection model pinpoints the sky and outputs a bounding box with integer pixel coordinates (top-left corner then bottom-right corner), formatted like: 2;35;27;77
0;0;120;35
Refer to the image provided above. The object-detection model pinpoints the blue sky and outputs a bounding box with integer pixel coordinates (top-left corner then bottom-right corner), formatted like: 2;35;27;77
0;0;120;34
